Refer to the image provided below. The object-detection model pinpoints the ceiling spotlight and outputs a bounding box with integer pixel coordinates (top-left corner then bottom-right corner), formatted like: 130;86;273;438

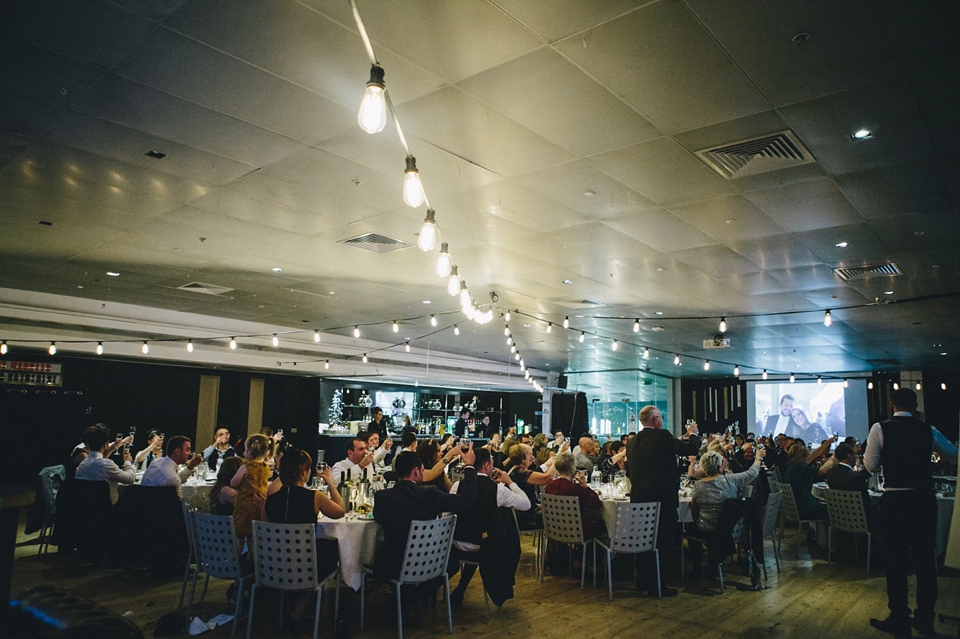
106;271;120;277
852;129;872;140
48;342;56;355
762;369;768;380
835;241;848;248
272;267;283;273
579;332;585;343
314;330;321;343
719;317;727;333
353;326;361;338
187;340;194;353
611;340;618;351
357;64;387;134
96;342;103;355
325;360;330;369
504;310;511;322
272;334;279;347
562;279;572;285
893;382;899;390
447;266;460;297
404;157;425;209
674;354;680;366
1;341;7;355
790;373;795;383
229;338;237;350
633;319;640;333
643;347;650;359
453;325;460;335
141;341;149;354
705;361;711;371
563;316;570;329
823;310;833;327
734;365;740;377
430;315;437;327
362;353;368;363
435;242;452;278
546;323;552;334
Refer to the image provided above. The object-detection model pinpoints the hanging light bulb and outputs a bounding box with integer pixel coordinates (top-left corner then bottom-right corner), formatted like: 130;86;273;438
272;334;279;347
325;360;330;369
506;336;512;346
504;310;511;323
357;65;386;134
314;330;321;343
734;365;740;377
430;315;437;327
845;379;851;389
48;342;56;355
405;342;411;352
705;361;711;371
404;157;425;208
362;353;368;363
546;323;552;334
520;359;525;370
142;341;149;354
915;382;921;391
790;373;795;383
504;325;510;336
563;316;570;329
463;304;476;320
96;342;103;355
187;340;194;353
719;317;727;333
823;309;832;327
674;354;680;365
633;319;640;333
453;325;460;336
762;369;768;380
0;341;6;355
893;382;899;390
643;347;650;359
392;321;399;333
941;382;947;390
459;281;470;308
417;208;436;251
353;326;361;338
579;332;585;343
524;370;530;379
817;376;823;385
229;338;237;350
447;266;460;297
868;381;874;390
510;345;516;353
435;242;452;278
611;340;618;351
515;352;520;360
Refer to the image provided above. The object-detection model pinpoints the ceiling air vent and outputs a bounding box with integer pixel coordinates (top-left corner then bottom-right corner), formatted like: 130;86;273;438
177;282;235;296
338;232;411;254
833;263;903;281
695;130;814;179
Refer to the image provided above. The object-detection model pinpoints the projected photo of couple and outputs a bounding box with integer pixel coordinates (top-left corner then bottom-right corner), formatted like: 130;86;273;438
756;382;845;443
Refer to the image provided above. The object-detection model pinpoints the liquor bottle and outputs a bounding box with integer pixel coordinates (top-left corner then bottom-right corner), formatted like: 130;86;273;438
338;471;351;512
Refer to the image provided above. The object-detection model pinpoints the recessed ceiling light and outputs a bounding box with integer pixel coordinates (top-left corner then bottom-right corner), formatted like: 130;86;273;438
835;241;848;248
656;267;664;272
106;271;120;277
724;219;737;224
914;231;925;236
941;352;948;356
77;285;83;289
562;279;573;285
584;190;595;198
523;324;531;328
422;300;431;304
884;291;894;295
329;291;335;295
655;311;663;315
852;129;872;140
651;326;665;331
272;267;282;272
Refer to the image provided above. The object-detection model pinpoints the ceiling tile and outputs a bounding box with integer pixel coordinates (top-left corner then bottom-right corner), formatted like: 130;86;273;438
669;195;786;243
833;159;955;220
588;137;738;206
792;222;890;265
493;0;647;42
908;72;960;156
868;213;960;254
545;223;656;269
728;236;822;271
666;244;763;277
744;177;865;232
457;47;661;156
456;179;584;232
554;0;770;134
603;208;718;253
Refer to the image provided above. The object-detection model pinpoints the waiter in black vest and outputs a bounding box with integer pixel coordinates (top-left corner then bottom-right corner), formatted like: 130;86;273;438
864;388;938;637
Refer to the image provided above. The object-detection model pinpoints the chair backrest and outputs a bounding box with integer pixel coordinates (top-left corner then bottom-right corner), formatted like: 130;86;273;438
251;521;321;592
766;474;780;495
761;490;782;538
824;489;869;534
182;485;212;514
397;514;458;586
772;481;801;522
541;493;585;545
609;502;659;554
38;465;66;513
193;512;243;580
181;499;198;560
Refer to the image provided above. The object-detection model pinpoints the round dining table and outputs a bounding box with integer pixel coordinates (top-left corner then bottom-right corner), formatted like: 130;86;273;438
316;515;383;590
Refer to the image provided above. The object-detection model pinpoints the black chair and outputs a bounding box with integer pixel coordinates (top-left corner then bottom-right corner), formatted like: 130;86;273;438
52;479;113;562
112;485;188;575
681;499;745;593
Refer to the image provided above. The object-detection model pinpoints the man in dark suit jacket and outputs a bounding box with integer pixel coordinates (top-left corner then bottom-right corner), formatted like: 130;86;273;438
764;394;802;438
824;442;879;529
627;406;700;597
374;446;478;625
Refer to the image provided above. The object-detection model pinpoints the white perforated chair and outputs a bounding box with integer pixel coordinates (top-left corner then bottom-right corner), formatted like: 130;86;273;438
187;512;252;639
596;502;660;600
824;488;872;572
248;521;340;639
36;464;65;555
540;494;598;590
772;480;823;556
760;491;783;578
179;499;201;609
360;514;457;639
511;507;544;578
457;555;490;619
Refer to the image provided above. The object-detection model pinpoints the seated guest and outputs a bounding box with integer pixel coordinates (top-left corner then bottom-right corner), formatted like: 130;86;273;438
547;431;565;449
535;446;556;469
574;436;597;475
448;448;530;607
134;430;163;470
734;442;757;469
392;430;419;470
331;436;376;483
209;456;244;515
532;433;548;459
75;425;136;504
359;430;394;470
783;438;835;520
374;447;478;625
546;452;605;539
142;435;204;498
508;444;557;530
599;441;627;482
67;441;87;480
203;427;236;469
417;438;462;493
824;442;879;528
688;447;765;577
266;448;345;633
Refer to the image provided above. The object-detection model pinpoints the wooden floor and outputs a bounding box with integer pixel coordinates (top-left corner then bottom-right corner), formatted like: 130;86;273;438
11;517;960;639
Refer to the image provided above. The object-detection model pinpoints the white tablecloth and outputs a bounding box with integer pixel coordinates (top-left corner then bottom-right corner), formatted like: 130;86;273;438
316;517;382;590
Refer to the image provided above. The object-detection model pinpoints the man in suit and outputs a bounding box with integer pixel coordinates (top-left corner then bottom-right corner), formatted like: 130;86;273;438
374;445;477;625
764;394;801;438
627;406;700;597
824;442;879;529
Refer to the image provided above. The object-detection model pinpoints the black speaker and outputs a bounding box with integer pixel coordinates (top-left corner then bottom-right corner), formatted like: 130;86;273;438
557;374;568;389
551;392;588;439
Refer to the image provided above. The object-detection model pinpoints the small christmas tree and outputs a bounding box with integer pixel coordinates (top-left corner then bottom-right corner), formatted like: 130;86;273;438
329;388;344;427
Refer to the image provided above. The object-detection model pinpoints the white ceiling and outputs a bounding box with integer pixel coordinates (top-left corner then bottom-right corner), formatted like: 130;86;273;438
1;0;959;396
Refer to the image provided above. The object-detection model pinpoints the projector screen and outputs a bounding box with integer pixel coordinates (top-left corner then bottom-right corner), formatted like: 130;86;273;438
745;379;869;444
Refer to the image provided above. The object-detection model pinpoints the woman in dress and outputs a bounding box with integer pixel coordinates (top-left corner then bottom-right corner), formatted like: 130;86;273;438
792;408;829;445
209;456;244;516
507;444;557;530
417;438;461;492
783;437;835;520
599;440;627;483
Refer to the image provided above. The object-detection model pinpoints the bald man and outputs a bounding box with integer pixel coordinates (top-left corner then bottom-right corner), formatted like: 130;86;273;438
574;436;597;475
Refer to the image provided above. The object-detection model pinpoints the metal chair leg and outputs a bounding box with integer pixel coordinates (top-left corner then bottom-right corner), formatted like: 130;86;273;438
606;550;613;601
580;543;587;590
312;587;322;639
245;584;257;639
360;573;366;630
396;585;403;639
445;574;453;634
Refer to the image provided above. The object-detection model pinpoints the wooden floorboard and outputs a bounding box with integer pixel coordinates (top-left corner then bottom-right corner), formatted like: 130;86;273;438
11;517;960;639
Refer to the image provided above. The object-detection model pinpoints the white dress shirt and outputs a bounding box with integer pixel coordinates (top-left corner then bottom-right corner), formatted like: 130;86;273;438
331;457;368;483
141;455;195;498
75;451;136;504
450;473;531;551
772;415;791;437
